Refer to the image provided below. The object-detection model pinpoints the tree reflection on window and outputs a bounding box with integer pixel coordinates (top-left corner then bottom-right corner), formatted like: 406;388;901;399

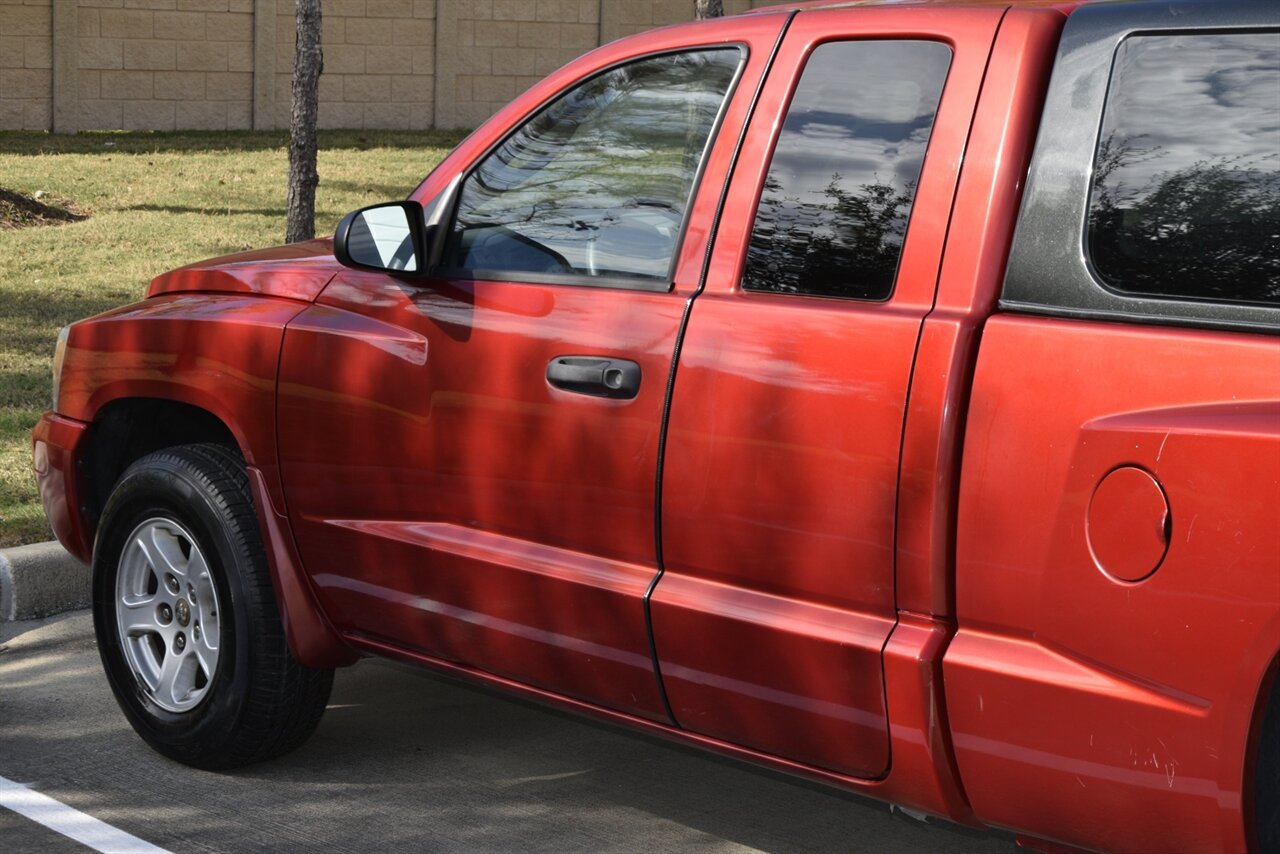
1087;32;1280;306
743;40;951;301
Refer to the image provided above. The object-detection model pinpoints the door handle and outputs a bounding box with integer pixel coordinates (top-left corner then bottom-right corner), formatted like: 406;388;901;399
546;356;641;399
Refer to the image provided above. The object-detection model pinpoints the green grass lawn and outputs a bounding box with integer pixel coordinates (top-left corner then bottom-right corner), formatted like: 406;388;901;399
0;129;467;548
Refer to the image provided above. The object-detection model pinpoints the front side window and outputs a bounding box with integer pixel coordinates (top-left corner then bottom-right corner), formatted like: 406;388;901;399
441;49;742;284
742;40;951;300
1087;32;1280;306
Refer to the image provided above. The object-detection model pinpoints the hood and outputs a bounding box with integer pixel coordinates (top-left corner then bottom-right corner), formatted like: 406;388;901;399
147;238;342;302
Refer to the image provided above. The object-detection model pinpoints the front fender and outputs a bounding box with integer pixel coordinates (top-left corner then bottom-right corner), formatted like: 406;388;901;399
59;294;298;481
54;293;356;667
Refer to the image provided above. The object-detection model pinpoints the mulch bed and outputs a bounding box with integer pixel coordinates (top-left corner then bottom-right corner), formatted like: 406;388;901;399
0;187;88;230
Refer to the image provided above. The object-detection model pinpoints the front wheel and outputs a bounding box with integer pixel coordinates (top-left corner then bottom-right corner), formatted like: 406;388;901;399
92;443;333;769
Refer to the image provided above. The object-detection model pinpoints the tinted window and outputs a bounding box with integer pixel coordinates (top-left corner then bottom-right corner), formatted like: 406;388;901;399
742;40;951;300
442;49;741;283
1088;33;1280;306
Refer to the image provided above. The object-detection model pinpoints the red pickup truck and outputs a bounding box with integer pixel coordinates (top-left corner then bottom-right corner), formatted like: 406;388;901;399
31;1;1279;851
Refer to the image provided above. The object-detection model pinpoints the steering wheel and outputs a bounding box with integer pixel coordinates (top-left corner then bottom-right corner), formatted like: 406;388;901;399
585;201;683;277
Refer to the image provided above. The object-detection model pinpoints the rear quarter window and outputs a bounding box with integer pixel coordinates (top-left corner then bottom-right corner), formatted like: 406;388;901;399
1086;32;1280;307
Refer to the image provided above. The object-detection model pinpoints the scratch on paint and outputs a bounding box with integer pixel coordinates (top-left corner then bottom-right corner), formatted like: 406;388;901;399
1151;737;1178;787
1156;431;1171;463
1076;776;1086;788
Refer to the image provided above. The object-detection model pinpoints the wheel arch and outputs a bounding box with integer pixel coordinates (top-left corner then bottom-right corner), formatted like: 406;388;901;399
77;396;356;668
79;397;239;539
1247;647;1280;853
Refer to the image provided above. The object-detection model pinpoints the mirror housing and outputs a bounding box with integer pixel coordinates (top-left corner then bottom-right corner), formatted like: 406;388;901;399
334;201;427;274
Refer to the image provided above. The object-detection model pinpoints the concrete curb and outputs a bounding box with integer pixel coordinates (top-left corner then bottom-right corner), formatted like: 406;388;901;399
0;541;90;622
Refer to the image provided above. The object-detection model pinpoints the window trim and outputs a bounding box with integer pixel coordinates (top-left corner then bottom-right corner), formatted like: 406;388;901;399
429;44;749;293
1000;0;1280;333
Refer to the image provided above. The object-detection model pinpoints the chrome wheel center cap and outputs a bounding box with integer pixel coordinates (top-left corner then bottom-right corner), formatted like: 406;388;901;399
175;599;191;627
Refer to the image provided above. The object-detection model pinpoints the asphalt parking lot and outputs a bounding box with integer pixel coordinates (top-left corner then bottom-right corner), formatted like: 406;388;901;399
0;612;1017;853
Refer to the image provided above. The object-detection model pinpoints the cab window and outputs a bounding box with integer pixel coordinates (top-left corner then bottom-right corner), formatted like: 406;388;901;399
441;49;742;285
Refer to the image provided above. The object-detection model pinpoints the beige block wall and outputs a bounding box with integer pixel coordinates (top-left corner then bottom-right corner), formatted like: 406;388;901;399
0;0;53;130
451;0;597;128
273;0;435;131
600;0;692;42
74;0;255;131
601;0;766;42
1;0;777;132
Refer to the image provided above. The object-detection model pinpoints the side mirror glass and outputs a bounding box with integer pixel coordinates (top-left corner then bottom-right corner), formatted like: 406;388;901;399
334;201;425;274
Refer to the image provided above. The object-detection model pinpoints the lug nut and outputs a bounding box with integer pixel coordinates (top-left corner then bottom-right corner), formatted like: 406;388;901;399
193;624;201;641
174;633;186;653
157;604;172;624
165;574;180;594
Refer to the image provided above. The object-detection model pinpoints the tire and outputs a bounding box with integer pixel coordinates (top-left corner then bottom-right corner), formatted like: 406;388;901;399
92;443;333;769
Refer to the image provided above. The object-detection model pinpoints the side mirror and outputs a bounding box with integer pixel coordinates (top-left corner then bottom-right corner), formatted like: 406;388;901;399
334;176;462;276
334;201;426;274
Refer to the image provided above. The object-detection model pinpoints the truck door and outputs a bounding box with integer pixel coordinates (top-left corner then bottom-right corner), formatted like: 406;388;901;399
651;6;1004;777
276;15;784;720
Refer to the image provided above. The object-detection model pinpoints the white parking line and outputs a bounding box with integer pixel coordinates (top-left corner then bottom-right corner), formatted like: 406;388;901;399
0;775;171;854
